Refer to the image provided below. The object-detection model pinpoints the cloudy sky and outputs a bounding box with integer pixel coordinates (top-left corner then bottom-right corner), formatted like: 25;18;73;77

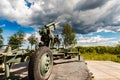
0;0;120;46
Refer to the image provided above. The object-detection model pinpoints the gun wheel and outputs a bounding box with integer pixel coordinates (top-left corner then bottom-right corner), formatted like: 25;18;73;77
28;46;53;80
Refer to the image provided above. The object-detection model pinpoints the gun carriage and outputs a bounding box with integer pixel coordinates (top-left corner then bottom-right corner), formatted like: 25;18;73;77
0;45;28;79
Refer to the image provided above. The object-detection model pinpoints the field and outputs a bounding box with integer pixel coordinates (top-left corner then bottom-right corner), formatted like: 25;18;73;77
81;53;120;63
72;46;120;63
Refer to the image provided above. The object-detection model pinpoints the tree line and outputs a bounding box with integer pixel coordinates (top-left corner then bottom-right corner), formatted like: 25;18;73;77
75;45;120;55
0;29;39;49
8;31;39;49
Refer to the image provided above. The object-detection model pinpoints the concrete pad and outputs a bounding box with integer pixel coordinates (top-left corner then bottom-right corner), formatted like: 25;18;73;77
53;58;91;80
0;57;90;80
86;61;120;80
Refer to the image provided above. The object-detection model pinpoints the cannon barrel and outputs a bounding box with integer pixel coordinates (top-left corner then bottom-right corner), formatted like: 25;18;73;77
44;22;60;31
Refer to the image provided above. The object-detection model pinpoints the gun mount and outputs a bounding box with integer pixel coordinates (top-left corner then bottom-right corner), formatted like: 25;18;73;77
39;22;60;48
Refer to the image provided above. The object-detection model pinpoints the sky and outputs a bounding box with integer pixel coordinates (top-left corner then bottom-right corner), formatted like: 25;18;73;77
0;0;120;47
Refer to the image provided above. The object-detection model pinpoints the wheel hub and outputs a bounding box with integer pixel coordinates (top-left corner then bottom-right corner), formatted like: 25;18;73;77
40;53;51;76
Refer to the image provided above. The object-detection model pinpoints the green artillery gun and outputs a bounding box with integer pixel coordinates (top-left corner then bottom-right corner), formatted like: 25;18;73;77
28;22;80;80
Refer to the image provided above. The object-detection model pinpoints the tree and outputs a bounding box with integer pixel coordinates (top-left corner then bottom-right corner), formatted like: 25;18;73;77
8;30;25;49
28;34;38;49
0;28;3;48
61;23;77;48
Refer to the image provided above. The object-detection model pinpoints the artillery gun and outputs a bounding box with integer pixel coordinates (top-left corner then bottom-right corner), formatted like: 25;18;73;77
28;22;79;80
28;22;59;80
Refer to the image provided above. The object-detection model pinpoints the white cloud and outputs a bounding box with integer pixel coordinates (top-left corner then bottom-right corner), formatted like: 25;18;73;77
24;32;40;42
96;27;116;33
76;34;117;46
24;33;31;40
0;0;32;26
117;28;120;32
78;35;113;43
23;32;40;49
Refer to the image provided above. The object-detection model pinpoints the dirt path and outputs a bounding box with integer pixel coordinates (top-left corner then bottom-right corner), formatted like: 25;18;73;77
86;61;120;80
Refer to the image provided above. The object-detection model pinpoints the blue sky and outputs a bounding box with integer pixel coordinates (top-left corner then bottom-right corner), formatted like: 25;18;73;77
0;0;120;47
0;20;35;45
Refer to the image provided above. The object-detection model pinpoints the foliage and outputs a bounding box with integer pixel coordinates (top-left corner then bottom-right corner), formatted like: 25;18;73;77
81;53;120;63
74;46;120;63
28;34;39;49
75;46;120;55
0;28;3;48
61;23;77;48
8;30;25;49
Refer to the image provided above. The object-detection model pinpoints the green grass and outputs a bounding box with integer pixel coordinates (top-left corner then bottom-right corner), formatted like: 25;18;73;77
81;53;120;63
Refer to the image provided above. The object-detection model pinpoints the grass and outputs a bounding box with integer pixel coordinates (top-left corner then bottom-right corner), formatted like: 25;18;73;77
81;53;120;63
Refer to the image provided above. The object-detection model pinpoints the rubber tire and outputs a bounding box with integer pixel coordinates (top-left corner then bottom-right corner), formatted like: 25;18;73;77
28;46;53;80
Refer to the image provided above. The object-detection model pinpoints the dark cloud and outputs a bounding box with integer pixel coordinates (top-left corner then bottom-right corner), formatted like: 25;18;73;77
26;0;120;34
74;0;108;11
31;12;59;25
29;0;120;34
95;2;120;29
71;22;98;34
1;0;120;34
